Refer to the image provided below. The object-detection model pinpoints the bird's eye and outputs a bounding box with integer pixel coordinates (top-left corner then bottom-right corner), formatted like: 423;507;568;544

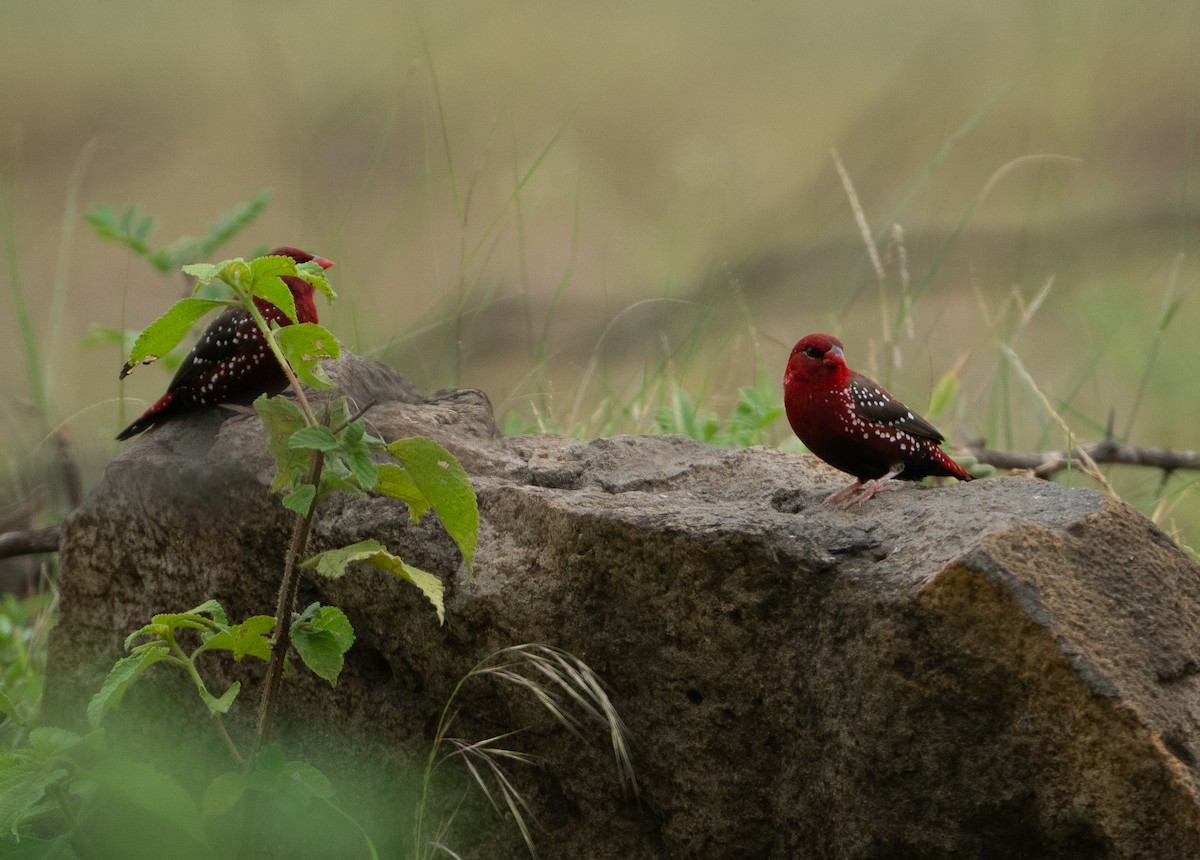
803;345;823;359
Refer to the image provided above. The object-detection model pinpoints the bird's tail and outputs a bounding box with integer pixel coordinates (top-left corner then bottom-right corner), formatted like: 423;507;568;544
115;391;177;441
935;447;974;482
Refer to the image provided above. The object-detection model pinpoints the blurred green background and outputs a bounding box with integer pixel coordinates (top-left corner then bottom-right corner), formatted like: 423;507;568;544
1;1;1198;542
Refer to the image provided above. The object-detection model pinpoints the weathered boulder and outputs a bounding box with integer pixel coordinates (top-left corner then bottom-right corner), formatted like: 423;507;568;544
44;354;1200;858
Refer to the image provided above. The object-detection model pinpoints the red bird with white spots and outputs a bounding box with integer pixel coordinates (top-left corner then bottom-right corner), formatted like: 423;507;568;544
116;246;333;441
783;333;973;505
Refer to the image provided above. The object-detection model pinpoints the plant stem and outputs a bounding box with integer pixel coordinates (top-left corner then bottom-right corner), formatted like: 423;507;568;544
249;446;325;764
244;301;319;426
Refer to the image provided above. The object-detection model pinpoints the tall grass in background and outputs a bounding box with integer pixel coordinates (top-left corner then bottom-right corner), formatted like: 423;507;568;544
345;55;1199;545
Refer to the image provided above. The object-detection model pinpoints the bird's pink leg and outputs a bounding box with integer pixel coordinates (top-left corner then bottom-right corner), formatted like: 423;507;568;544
843;465;905;507
821;465;906;508
821;479;864;506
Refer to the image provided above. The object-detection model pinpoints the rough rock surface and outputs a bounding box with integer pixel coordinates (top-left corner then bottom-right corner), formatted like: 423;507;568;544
44;354;1200;858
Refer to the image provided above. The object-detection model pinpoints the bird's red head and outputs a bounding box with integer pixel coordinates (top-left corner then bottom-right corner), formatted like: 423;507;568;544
268;246;334;271
784;333;848;387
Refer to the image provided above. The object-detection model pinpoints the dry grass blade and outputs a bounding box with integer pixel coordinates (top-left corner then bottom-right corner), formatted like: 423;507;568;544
449;736;539;856
416;643;636;858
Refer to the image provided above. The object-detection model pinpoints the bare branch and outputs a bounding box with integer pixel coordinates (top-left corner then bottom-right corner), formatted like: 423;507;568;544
0;525;63;558
964;441;1200;479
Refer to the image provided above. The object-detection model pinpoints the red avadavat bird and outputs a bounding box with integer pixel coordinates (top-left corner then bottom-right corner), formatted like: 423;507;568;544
783;333;973;506
115;246;333;441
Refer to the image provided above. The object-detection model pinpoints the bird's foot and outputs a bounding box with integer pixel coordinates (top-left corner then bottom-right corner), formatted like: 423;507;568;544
822;467;905;509
219;403;258;416
821;480;864;507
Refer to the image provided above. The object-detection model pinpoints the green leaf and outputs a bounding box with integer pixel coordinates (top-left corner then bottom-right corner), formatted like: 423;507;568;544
187;599;229;626
202;771;247;818
87;645;170;728
246;748;334;805
25;727;84;759
255;394;310;493
198;681;240;715
121;298;230;377
301;539;386;580
386;437;478;574
290;629;344;685
252;269;298;324
318;471;363;498
230;615;275;661
89;757;205;843
289;425;339;452
0;766;69;836
301;541;445;623
370;556;445;626
308;605;354;652
294;259;337;303
345;447;379;492
276;322;340;390
283;484;316;516
86;204;164;269
375;463;432;523
0;689;17;724
182;262;218;281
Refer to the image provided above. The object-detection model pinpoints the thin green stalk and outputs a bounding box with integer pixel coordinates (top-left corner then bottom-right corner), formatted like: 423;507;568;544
250;445;325;763
1124;253;1185;441
43;140;96;407
1;146;51;439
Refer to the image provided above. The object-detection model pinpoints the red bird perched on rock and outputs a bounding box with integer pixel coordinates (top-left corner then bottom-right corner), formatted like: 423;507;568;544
115;246;333;441
783;333;973;506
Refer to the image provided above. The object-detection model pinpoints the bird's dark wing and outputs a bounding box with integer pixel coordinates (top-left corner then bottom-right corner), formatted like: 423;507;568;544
164;307;255;391
848;373;945;442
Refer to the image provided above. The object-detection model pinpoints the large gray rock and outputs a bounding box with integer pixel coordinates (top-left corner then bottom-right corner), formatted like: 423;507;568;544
44;354;1200;858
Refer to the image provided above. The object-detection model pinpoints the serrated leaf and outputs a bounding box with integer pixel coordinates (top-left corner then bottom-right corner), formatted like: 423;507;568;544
276;323;340;390
290;629;344;685
289;425;339;452
121;298;230;377
198;682;240;715
187;599;228;626
0;766;69;836
386;437;478;574
202;615;274;661
255;394;310;493
202;771;247;818
253;274;298;324
375;463;432;523
294;260;337;303
182;262;218;281
318;471;363;498
306;543;445;624
283;485;316;516
234;616;276;659
367;554;445;625
26;727;83;759
345;447;379;491
301;539;387;580
87;646;170;728
124;622;169;650
308;606;354;652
